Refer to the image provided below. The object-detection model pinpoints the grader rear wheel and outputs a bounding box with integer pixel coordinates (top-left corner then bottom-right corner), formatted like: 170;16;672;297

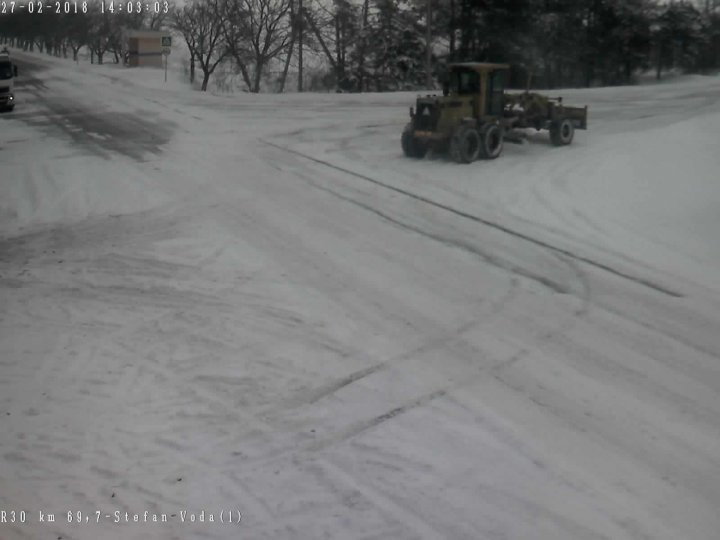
550;118;575;146
478;123;504;159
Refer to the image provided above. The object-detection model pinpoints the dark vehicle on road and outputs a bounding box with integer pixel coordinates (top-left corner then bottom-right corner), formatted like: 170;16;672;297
0;51;18;112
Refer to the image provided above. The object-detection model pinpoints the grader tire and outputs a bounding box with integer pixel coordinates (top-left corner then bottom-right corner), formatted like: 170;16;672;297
478;123;504;160
450;125;481;164
550;118;575;146
401;124;427;158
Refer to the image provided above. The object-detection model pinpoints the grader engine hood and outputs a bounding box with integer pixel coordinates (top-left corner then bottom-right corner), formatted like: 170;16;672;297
411;95;474;139
412;97;441;132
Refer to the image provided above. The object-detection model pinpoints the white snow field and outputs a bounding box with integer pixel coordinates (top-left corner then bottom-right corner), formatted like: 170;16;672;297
1;49;720;540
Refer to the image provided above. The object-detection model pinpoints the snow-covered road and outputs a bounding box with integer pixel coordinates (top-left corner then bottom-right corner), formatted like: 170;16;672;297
1;51;720;540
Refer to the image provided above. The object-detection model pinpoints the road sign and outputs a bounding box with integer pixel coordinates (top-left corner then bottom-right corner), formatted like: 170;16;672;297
162;47;171;56
161;36;172;47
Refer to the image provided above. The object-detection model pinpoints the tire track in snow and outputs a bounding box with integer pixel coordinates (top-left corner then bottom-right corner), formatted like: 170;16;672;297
164;154;589;465
301;132;714;358
80;320;483;538
262;316;493;415
243;141;594;434
295;172;572;295
260;139;682;299
312;458;449;539
262;138;594;343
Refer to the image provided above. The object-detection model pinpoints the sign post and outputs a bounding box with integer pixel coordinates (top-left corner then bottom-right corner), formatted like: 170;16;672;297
161;36;172;82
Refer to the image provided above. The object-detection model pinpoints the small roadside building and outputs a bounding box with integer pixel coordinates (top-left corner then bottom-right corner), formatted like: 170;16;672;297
126;30;171;68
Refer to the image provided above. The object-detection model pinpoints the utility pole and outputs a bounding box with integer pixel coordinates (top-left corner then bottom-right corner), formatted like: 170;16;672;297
426;0;432;89
298;0;304;92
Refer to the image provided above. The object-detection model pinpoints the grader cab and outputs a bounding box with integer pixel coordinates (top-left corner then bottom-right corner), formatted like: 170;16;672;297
402;63;588;163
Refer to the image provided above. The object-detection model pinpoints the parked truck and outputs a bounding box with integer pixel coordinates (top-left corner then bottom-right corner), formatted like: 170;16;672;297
0;50;18;112
402;62;588;163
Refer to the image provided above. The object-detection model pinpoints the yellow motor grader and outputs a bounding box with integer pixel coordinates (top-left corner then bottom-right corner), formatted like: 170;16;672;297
402;63;588;163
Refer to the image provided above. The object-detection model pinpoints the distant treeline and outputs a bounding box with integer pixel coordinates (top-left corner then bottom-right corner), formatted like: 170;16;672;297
449;0;720;88
1;0;719;91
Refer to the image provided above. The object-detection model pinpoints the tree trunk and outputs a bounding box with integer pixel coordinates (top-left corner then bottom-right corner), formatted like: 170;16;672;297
202;70;210;91
237;60;253;91
426;0;432;89
357;0;369;91
279;22;295;93
253;60;264;92
334;7;346;87
298;0;303;92
554;60;562;88
544;58;553;89
306;9;336;71
190;56;195;83
278;0;296;93
335;10;341;66
585;62;592;87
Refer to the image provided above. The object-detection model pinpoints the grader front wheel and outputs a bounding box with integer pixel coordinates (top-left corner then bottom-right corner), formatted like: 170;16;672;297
401;124;428;158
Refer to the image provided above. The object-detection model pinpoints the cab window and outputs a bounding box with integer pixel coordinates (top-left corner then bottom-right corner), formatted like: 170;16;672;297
487;69;506;115
451;69;480;95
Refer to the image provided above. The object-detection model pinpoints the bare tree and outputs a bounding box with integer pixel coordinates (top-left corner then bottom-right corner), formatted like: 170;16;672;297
86;0;112;64
173;0;229;91
147;1;176;30
222;0;292;92
277;0;297;92
65;13;90;61
303;0;359;90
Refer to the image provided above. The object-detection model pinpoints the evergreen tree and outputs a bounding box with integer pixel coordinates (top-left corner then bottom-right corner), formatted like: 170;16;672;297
653;0;705;79
369;0;426;90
